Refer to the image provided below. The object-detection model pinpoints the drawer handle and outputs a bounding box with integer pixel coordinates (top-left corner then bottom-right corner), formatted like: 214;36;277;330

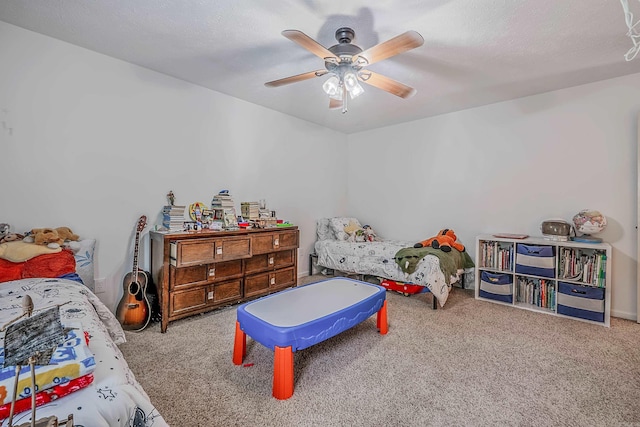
270;277;276;285
571;289;587;295
216;247;223;255
209;268;215;277
207;291;214;300
269;256;274;265
274;238;279;248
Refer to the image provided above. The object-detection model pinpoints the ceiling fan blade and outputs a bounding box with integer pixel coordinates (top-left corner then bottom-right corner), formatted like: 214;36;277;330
265;70;328;87
329;98;343;110
282;30;339;62
354;31;424;66
360;71;416;99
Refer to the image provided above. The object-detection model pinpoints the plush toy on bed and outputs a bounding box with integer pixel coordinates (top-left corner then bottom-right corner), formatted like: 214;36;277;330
362;225;377;242
25;228;66;248
24;227;80;248
0;233;24;244
56;226;80;243
413;228;465;253
344;221;362;242
0;223;23;244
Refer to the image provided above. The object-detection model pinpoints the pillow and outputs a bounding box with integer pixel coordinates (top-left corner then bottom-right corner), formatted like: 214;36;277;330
71;239;96;292
329;217;362;241
316;218;334;241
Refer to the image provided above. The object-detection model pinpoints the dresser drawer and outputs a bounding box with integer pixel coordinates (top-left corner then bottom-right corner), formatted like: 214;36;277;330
170;237;251;267
170;259;243;291
271;266;296;291
208;259;243;282
170;239;215;267
244;266;296;298
243;250;295;275
244;272;270;298
251;230;299;254
216;236;252;261
170;264;209;290
171;287;207;314
208;279;243;304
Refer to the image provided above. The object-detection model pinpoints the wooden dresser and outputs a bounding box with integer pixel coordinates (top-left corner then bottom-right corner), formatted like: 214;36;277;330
150;226;299;332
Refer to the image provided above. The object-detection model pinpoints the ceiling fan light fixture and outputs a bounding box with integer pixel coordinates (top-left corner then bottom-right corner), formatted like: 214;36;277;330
331;85;344;100
344;72;364;99
267;27;424;113
322;75;341;97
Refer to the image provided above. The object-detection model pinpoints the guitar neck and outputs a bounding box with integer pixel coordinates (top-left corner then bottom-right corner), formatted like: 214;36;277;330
132;231;141;279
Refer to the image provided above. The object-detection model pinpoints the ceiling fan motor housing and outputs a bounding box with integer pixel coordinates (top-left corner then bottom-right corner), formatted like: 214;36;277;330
335;27;355;44
326;27;363;69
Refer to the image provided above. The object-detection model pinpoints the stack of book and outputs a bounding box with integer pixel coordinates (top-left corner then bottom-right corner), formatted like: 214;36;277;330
211;190;235;210
240;202;260;220
162;205;186;232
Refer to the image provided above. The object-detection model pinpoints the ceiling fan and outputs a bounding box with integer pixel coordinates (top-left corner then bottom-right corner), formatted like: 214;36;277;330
265;27;424;113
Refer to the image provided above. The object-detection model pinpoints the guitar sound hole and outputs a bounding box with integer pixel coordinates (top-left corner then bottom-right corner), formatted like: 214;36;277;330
128;282;141;298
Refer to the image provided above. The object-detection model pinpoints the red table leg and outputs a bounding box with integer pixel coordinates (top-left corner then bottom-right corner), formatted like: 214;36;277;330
233;321;246;365
273;346;294;400
377;300;388;335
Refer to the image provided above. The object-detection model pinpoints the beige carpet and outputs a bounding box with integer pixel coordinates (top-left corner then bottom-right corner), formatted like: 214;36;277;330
120;275;640;427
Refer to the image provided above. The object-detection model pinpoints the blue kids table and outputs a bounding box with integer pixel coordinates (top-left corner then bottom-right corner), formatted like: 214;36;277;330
233;277;388;399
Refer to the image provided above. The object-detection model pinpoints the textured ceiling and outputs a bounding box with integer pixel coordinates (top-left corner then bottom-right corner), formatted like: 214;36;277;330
1;0;640;134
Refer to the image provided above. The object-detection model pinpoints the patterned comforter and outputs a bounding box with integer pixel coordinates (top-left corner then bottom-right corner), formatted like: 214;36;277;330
0;278;168;426
314;239;466;307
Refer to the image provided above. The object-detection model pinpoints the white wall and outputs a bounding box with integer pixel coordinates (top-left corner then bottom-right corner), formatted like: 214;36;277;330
348;74;640;321
2;20;638;321
0;21;348;310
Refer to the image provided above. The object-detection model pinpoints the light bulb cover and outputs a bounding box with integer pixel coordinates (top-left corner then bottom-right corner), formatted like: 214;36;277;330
343;72;358;90
322;75;340;97
343;72;364;99
330;85;344;100
349;82;364;99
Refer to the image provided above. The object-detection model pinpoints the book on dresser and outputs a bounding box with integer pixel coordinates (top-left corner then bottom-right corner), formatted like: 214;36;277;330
474;234;612;327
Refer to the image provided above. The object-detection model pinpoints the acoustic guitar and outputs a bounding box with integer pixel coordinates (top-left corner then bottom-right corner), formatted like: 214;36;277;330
116;215;152;331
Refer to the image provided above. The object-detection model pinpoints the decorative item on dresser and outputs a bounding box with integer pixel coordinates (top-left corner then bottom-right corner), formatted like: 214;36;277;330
150;226;299;333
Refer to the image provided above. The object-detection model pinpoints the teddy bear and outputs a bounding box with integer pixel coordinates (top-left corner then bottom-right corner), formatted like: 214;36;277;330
413;228;465;253
56;226;80;243
28;228;64;248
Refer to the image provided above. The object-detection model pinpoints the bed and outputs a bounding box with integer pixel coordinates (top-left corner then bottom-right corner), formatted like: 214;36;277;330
0;239;168;426
314;218;474;308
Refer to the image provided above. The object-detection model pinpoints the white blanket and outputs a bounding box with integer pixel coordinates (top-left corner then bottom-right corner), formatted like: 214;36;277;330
314;239;463;307
0;278;168;427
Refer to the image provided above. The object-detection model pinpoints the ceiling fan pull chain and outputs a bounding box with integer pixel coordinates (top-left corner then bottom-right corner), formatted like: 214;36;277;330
342;85;348;114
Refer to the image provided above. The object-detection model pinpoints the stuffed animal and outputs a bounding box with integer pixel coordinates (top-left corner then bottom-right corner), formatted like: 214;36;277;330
414;228;465;253
27;228;65;248
56;226;80;243
0;233;24;244
0;223;13;244
362;225;377;242
344;221;362;242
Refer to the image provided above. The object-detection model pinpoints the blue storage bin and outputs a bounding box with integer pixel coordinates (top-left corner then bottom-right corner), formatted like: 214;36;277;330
479;271;513;303
557;282;605;323
515;244;555;278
